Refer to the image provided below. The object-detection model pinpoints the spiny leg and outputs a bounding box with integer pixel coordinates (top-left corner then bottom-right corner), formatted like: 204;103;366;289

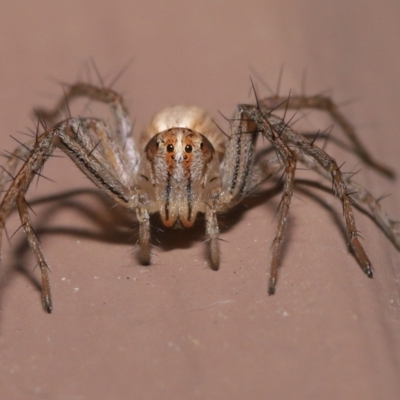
36;83;131;134
0;126;58;311
213;105;264;271
0;119;138;311
225;104;298;294
56;118;156;271
0;129;56;263
272;115;373;277
268;160;296;294
72;119;132;187
54;119;133;204
289;145;400;251
35;82;138;170
259;95;395;179
16;194;52;312
346;180;400;250
1;119;134;262
0;141;34;194
210;105;287;274
245;107;297;294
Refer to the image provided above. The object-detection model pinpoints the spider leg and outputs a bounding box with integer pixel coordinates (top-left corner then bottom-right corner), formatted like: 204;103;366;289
35;82;139;174
291;147;400;251
76;118;133;187
0;118;140;312
207;107;284;270
136;203;151;265
205;203;220;270
212;105;260;269
259;95;395;179
218;106;259;208
217;105;297;293
16;194;52;312
238;105;298;294
347;181;400;250
0;141;34;194
272;116;373;277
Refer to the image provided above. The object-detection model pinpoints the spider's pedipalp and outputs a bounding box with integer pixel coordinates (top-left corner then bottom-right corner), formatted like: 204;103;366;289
205;204;220;270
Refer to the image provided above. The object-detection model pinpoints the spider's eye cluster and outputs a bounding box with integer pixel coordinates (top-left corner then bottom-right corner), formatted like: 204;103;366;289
166;144;174;153
185;144;192;153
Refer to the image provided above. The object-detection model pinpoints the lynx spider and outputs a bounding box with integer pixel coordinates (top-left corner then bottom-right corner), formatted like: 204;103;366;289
0;79;399;313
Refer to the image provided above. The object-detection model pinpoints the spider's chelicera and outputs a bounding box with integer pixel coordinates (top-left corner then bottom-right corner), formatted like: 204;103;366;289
0;82;399;312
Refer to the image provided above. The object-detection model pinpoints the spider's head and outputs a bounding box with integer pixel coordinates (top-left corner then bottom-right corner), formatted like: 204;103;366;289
138;126;221;228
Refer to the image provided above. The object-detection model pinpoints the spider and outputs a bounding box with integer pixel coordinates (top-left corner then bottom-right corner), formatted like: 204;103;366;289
0;80;399;313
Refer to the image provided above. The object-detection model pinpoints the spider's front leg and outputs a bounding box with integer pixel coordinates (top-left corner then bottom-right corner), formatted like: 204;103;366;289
0;118;138;312
216;105;296;293
238;105;300;294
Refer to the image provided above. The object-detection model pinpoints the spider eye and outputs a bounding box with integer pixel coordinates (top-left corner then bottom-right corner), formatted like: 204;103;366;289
166;144;174;153
185;144;192;153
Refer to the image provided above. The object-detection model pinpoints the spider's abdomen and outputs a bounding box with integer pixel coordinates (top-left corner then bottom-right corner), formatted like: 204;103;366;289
138;125;221;228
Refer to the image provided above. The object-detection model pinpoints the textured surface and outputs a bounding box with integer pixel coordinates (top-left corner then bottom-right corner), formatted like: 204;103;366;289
0;1;400;399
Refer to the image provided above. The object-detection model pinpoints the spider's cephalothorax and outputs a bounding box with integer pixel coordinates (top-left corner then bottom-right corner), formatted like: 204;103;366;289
139;113;222;229
0;82;399;313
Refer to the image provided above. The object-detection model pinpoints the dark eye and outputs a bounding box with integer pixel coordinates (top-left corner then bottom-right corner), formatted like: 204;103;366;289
167;144;174;153
185;144;192;153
